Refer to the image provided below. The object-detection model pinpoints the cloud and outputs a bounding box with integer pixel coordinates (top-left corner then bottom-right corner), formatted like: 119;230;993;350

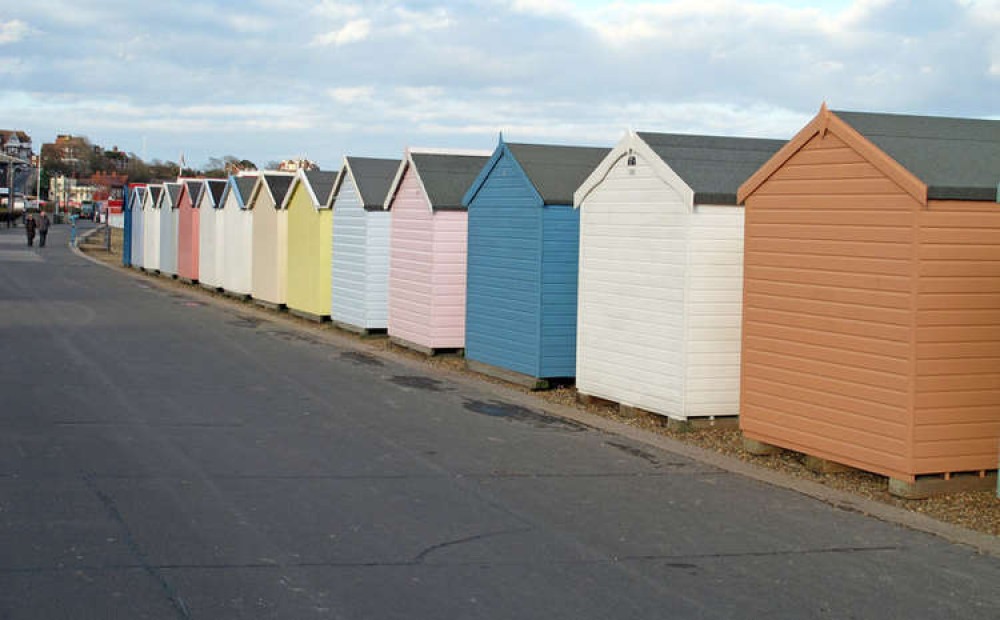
312;18;371;46
327;86;375;104
0;20;32;44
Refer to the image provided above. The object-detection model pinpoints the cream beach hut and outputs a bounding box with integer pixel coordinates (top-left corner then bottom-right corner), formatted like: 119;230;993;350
249;172;295;308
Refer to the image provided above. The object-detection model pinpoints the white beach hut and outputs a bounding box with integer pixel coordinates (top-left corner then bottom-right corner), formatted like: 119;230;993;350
573;131;784;421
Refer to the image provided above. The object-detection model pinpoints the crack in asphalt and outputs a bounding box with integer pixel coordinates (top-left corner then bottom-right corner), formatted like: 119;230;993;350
81;473;192;620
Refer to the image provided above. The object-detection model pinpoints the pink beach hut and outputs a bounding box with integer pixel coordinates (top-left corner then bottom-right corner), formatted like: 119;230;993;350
177;179;204;283
384;148;491;354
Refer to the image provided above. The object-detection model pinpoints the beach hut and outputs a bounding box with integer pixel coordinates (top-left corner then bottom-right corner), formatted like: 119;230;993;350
221;175;258;297
158;182;181;277
177;179;204;283
384;148;491;354
737;106;1000;496
197;179;228;290
249;172;295;308
128;185;146;269
461;139;609;388
143;185;163;273
330;156;400;332
122;186;132;267
283;169;339;321
573;130;784;421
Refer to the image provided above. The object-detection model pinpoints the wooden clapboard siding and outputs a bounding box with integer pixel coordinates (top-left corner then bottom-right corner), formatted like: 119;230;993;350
286;183;332;318
431;211;468;348
144;193;159;271
365;209;391;328
332;175;368;327
914;203;1000;474
741;131;918;479
465;151;542;377
222;187;253;296
158;192;177;276
577;150;688;417
684;204;744;417
250;182;291;306
198;191;217;286
177;189;199;281
388;166;437;347
132;197;144;268
539;204;580;378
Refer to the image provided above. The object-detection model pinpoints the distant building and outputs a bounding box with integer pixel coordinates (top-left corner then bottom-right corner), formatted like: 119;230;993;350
277;158;319;173
43;134;90;165
50;175;77;207
0;130;32;161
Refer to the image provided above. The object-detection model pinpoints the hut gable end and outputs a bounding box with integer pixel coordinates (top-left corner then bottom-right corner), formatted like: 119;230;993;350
741;129;921;480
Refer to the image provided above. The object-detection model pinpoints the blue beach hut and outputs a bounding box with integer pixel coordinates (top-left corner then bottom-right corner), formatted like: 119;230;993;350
122;185;133;267
460;137;609;388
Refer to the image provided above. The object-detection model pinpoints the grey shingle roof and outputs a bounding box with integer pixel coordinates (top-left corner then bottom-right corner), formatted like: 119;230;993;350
148;185;162;207
637;132;786;205
165;183;182;208
303;170;338;206
205;179;227;208
264;174;293;207
184;180;203;207
411;153;491;210
346;156;400;210
833;110;1000;201
506;143;610;205
234;176;257;206
133;187;146;207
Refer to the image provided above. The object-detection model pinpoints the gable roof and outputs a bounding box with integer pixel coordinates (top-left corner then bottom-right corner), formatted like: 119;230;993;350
507;143;610;205
385;149;491;211
464;141;610;206
164;182;182;208
333;156;401;210
223;175;257;209
183;179;204;207
283;169;339;209
740;105;1000;204
831;110;999;201
207;179;227;207
246;172;294;209
147;185;163;208
634;132;786;205
131;186;147;209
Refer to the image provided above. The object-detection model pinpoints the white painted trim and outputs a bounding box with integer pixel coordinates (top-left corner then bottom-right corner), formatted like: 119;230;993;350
574;130;695;211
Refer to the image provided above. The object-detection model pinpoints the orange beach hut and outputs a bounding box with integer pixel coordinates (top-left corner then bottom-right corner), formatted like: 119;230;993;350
737;105;1000;494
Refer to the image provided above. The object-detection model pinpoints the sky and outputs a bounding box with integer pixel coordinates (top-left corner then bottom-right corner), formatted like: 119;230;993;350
0;0;997;170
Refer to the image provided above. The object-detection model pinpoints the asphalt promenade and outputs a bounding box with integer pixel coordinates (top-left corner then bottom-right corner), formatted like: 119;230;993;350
0;222;997;619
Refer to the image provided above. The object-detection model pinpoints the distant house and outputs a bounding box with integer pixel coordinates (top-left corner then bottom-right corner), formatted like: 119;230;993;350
197;179;229;290
574;130;783;421
283;169;339;321
221;175;259;297
329;156;400;332
249;172;295;307
461;138;609;387
384;148;491;353
0;130;32;161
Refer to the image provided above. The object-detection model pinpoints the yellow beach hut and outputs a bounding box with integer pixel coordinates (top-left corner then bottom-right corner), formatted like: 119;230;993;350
284;168;339;321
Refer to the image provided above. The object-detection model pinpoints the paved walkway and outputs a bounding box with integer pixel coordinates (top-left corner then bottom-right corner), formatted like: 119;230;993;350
0;223;997;619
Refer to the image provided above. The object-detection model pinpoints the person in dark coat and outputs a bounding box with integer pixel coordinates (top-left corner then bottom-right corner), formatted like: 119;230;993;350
37;211;50;247
24;213;35;247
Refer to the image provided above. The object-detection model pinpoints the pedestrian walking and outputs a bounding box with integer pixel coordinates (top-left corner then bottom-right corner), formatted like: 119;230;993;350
37;211;50;247
24;212;35;247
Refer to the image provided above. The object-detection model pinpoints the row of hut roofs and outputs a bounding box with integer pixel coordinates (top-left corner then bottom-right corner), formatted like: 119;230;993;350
120;105;1000;491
